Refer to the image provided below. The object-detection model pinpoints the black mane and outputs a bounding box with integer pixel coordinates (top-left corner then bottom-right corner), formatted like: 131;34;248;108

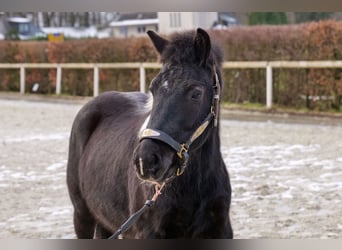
160;30;224;70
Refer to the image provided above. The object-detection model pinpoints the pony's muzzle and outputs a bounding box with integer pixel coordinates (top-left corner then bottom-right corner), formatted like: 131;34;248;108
133;139;174;183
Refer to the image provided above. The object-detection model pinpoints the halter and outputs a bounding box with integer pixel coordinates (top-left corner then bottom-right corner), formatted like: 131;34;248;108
139;68;221;177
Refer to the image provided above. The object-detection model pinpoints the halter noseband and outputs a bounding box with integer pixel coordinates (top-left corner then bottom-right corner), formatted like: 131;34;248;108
139;69;221;177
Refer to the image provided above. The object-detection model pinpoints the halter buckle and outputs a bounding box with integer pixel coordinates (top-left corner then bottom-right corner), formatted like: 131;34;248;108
177;143;188;159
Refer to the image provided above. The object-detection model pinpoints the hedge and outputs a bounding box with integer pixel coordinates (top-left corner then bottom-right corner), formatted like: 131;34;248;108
0;20;341;111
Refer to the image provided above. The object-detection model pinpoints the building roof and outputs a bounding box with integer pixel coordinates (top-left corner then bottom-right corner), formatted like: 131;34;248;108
110;12;158;27
110;18;158;27
117;12;157;21
7;16;31;23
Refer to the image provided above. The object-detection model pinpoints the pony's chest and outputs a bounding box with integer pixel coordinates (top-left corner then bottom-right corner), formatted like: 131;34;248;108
148;200;201;237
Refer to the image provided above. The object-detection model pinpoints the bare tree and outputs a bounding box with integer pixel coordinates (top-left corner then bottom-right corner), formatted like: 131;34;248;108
1;12;119;28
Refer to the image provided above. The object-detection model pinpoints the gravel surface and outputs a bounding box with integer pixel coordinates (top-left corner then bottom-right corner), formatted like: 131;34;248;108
0;97;341;239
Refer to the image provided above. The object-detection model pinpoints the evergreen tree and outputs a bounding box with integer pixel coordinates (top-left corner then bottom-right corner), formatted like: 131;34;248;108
295;12;333;23
248;12;288;25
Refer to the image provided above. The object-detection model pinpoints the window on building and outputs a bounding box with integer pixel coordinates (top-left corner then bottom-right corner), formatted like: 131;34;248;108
170;12;181;27
119;27;127;36
18;23;30;34
137;26;146;33
176;12;181;27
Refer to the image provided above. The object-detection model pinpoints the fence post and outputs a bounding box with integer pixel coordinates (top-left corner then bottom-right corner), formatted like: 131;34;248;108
20;65;25;94
93;65;99;97
56;65;62;95
266;65;273;109
139;64;146;93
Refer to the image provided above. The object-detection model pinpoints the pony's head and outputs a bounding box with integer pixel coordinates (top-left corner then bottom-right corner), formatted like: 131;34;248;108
133;28;223;185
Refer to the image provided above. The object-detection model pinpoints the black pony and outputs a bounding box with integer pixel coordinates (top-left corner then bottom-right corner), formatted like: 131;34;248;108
66;28;233;239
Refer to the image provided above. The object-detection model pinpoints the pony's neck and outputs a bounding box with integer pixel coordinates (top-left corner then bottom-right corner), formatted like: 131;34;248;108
176;125;223;188
196;126;222;170
168;127;224;199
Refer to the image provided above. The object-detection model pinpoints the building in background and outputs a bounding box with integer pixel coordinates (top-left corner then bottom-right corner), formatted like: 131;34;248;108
109;12;237;37
158;12;218;34
0;15;46;40
109;12;158;38
0;12;240;40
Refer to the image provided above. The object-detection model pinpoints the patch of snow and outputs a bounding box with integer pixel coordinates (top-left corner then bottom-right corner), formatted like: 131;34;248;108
46;160;67;171
2;133;69;143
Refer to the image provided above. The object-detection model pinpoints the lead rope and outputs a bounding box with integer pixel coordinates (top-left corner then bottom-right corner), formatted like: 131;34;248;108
108;183;165;239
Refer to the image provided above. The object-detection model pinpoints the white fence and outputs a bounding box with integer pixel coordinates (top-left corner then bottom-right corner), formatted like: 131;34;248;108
1;61;342;108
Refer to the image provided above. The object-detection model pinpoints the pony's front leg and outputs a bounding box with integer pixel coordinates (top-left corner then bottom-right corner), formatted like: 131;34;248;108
95;223;113;239
132;223;166;239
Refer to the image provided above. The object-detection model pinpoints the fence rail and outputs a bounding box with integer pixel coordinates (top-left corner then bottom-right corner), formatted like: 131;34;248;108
1;61;342;108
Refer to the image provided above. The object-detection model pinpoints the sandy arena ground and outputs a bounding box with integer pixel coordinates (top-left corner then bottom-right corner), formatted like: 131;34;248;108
0;96;341;239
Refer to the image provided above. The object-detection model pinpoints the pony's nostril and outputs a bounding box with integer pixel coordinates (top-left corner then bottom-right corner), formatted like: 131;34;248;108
135;153;160;178
150;154;159;166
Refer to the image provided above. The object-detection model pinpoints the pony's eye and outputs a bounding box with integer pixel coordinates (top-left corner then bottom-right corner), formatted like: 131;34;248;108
190;88;203;101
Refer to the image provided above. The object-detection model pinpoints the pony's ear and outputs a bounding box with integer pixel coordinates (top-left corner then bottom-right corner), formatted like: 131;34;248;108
194;28;211;67
147;30;169;55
